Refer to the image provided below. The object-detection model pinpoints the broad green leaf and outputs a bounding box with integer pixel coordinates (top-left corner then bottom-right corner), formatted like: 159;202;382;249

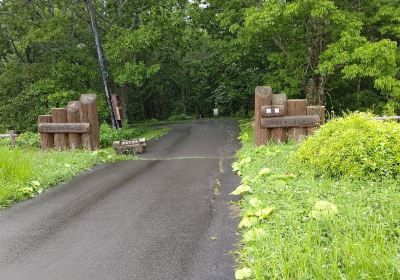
255;207;275;220
230;184;252;196
238;217;258;229
235;267;252;279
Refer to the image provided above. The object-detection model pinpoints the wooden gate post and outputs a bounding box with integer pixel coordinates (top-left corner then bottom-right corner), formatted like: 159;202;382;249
270;93;287;142
38;115;55;150
287;100;307;142
67;101;83;149
52;108;69;150
306;106;326;135
80;94;100;150
255;86;273;146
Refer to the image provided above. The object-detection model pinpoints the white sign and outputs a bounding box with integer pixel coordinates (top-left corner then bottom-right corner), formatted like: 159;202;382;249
266;108;272;114
213;108;219;116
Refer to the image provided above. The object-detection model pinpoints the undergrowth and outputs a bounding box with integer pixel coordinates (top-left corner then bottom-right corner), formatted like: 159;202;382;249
233;120;400;279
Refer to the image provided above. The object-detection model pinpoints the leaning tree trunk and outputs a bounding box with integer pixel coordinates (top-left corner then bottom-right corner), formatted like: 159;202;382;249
86;0;120;128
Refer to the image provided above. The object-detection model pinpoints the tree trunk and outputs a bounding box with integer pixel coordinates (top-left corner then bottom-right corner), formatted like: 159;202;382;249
86;0;120;128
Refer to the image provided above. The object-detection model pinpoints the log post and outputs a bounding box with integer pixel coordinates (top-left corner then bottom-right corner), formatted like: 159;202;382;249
9;130;16;148
270;93;287;142
287;99;307;143
255;86;273;146
67;101;83;149
38;115;54;150
306;106;326;135
52;108;69;150
80;94;100;150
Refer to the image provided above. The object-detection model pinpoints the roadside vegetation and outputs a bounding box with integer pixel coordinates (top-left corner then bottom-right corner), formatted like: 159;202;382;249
233;115;400;279
0;123;169;209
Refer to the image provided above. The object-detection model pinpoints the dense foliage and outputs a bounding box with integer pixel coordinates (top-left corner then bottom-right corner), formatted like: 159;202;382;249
296;113;400;180
232;121;400;279
0;0;399;132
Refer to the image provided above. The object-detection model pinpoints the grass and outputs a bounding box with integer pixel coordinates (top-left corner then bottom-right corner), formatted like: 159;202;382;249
0;123;170;209
0;147;129;208
233;121;400;279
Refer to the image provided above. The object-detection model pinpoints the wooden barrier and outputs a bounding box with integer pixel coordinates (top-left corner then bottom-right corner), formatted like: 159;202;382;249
255;86;272;146
38;94;100;150
254;86;326;145
270;93;287;142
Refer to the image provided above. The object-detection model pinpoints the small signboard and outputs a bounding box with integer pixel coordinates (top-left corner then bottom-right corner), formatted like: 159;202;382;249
213;108;219;116
261;105;286;117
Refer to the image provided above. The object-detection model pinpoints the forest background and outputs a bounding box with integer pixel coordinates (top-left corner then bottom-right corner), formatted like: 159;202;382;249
0;0;399;131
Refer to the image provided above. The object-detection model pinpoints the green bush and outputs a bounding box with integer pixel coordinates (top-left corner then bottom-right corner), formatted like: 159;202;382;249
100;123;148;147
295;113;400;180
0;131;40;148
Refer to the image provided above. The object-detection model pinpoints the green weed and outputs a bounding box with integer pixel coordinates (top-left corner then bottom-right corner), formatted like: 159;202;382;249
233;120;400;279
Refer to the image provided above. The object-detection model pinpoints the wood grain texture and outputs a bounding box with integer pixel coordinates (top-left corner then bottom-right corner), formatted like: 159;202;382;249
38;123;90;133
270;93;287;142
287;99;307;142
38;115;54;150
52;108;69;150
261;115;320;128
80;94;100;150
254;86;273;146
67;101;83;149
306;105;325;135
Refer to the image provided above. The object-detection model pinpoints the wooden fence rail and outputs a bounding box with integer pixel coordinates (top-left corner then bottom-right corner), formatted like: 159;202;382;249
38;94;100;150
0;130;17;148
254;86;326;145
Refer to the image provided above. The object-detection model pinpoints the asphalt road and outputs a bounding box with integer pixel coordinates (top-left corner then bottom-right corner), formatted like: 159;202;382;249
0;119;241;280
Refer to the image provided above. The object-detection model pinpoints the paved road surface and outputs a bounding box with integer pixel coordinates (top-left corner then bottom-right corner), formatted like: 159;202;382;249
0;119;240;280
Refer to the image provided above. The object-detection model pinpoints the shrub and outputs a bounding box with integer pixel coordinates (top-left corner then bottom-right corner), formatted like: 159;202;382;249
100;123;148;147
0;131;40;148
295;113;400;180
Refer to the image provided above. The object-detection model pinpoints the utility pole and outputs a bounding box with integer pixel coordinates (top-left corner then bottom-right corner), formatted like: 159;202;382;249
86;0;121;128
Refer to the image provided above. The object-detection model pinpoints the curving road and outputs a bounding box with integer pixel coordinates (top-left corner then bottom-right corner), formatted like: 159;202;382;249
0;119;240;280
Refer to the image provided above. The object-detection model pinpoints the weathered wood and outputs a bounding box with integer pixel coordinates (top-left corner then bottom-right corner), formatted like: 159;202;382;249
67;101;83;149
52;108;69;150
38;123;91;134
255;86;273;146
270;93;287;142
261;105;286;117
80;94;100;150
112;139;147;155
261;115;320;128
38;115;54;150
287;99;308;142
306;106;326;135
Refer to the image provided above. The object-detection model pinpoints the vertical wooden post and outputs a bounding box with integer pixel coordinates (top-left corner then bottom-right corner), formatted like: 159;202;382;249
255;86;273;146
270;93;287;142
287;99;307;143
67;101;83;149
9;130;16;148
80;94;100;150
52;108;69;150
38;115;54;150
306;106;326;135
